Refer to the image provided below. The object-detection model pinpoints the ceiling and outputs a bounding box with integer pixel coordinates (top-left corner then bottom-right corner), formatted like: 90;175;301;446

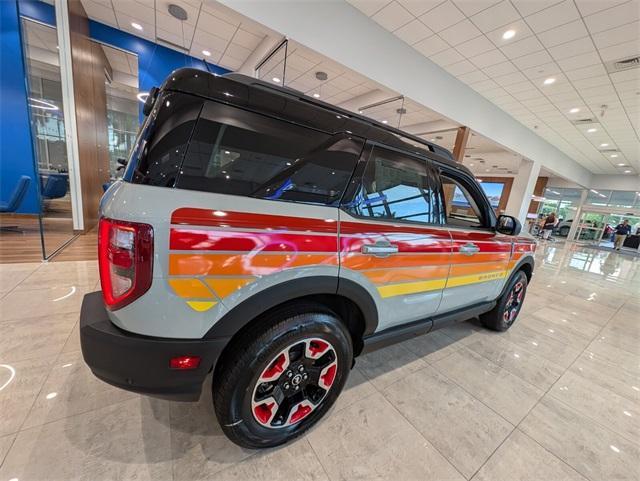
347;0;640;176
75;0;636;179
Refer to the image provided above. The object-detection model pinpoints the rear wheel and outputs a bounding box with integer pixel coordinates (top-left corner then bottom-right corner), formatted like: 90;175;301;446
213;304;352;449
559;226;570;237
480;270;528;331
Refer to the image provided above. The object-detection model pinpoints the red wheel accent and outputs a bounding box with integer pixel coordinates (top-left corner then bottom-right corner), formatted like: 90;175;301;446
319;362;337;390
287;401;313;425
306;339;329;359
253;400;277;425
260;352;289;382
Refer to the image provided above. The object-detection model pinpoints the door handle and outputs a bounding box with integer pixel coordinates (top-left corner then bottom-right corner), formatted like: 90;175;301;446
361;241;399;257
459;242;480;256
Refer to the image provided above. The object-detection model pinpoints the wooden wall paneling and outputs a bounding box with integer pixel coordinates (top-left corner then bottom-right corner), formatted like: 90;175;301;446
452;126;470;162
528;176;548;215
68;0;109;231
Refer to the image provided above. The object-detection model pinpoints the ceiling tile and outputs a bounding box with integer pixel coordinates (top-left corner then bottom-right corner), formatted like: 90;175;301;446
564;63;608;80
583;1;640;34
430;47;466;66
197;11;237;40
591;21;640;49
470;48;509;68
193;29;230;53
500;36;544;59
575;0;629;18
548;37;595;61
219;54;243;70
455;34;496;56
599;40;640;62
470;0;521;32
81;0;117;27
469;78;500;91
572;75;613;90
537;19;589;48
346;0;391;16
114;12;155;41
525;0;580;33
419;1;466;32
372;1;414;31
521;61;562;80
511;50;553;69
483;61;519;76
413;34;449;55
494;71;528;86
232;29;263;50
503;80;536;93
556;51;601;71
397;0;446;17
438;19;482;45
444;59;478;75
393;19;434;45
113;1;155;22
452;0;501;16
511;0;563;16
458;69;489;83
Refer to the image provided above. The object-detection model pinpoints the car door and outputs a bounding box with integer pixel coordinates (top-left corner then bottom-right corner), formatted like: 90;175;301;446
338;145;452;333
436;170;513;315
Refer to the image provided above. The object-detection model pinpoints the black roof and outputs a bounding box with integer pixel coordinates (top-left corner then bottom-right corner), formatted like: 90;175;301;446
161;67;468;174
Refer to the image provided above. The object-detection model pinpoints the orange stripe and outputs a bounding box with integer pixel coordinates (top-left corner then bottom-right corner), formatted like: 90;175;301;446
362;266;450;284
449;261;509;277
342;252;508;270
169;253;337;276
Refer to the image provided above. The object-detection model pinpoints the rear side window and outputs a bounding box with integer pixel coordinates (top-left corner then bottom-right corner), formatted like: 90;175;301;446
345;146;444;225
176;101;362;206
441;175;486;228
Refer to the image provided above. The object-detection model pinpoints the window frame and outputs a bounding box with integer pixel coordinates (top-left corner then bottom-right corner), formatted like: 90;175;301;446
438;166;496;231
340;142;445;227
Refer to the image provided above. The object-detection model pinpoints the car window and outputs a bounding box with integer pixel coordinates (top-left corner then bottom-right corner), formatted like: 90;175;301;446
176;101;360;206
442;176;484;228
345;147;443;225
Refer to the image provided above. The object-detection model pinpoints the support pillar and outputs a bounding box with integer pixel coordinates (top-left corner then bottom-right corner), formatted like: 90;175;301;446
567;189;588;242
504;158;541;225
452;126;470;162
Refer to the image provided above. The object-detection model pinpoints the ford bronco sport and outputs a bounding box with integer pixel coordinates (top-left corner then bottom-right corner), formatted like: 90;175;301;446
80;68;535;449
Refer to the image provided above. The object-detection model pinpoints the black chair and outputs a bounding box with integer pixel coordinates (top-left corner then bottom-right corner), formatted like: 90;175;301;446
0;175;32;232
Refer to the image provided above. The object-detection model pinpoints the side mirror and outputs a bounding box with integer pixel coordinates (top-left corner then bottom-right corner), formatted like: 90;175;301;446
496;215;522;236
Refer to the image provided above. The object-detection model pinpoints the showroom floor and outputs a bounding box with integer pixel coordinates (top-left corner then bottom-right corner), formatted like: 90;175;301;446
0;242;638;481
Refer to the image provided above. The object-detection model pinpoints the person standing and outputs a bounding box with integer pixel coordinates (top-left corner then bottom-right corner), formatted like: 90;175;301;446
541;212;557;240
613;219;631;250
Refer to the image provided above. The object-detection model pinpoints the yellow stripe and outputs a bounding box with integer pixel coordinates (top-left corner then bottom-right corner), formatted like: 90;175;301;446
445;270;507;288
377;278;447;298
186;301;217;312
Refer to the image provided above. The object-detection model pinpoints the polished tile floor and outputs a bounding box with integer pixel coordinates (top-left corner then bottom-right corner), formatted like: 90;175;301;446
0;243;638;481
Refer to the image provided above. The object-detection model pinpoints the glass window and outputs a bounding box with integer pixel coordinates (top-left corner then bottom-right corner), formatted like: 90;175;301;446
442;176;484;228
176;102;360;206
346;147;442;224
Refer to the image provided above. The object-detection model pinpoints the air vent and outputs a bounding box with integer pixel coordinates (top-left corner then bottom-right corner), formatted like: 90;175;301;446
599;148;618;153
605;55;640;73
571;118;596;125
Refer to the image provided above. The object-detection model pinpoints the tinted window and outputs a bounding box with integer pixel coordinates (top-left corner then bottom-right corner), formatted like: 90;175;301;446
346;147;443;224
128;92;203;187
176;102;361;206
442;176;484;228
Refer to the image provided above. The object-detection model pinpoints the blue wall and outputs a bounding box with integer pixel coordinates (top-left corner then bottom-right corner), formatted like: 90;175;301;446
0;0;40;213
1;0;229;213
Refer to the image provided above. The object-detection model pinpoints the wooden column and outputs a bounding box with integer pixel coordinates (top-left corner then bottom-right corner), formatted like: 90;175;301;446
452;126;470;162
528;176;548;216
68;0;109;231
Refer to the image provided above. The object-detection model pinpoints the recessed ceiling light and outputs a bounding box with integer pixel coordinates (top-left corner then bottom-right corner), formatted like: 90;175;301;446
617;163;626;166
313;93;320;98
202;50;211;57
587;128;597;133
469;163;474;166
272;77;281;83
624;170;632;173
610;154;618;158
502;29;516;40
382;120;388;124
543;77;556;85
569;107;580;113
600;143;609;147
131;22;143;31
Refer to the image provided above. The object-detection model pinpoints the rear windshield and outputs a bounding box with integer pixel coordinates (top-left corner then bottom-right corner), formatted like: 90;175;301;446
175;101;362;206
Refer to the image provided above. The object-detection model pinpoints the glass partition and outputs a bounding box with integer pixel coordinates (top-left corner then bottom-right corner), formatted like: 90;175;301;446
22;17;76;259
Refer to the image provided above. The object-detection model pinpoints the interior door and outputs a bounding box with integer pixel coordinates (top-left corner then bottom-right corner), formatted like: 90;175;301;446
437;173;512;314
338;145;452;332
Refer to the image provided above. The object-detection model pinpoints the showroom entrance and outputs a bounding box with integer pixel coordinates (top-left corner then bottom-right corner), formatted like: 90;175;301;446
572;206;640;245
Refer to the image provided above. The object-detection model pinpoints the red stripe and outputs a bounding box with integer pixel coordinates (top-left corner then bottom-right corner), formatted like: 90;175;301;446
171;228;338;252
340;235;452;253
171;208;337;233
340;220;450;236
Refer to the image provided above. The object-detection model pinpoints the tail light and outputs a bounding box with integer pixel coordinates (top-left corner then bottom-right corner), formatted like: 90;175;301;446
99;217;153;310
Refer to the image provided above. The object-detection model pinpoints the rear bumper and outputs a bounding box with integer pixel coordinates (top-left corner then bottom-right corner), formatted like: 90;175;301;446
80;291;229;401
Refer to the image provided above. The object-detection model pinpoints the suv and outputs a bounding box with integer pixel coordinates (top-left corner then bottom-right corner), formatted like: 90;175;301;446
80;69;535;449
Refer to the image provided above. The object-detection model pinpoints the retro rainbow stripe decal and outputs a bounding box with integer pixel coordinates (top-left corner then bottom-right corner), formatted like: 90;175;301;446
168;208;535;311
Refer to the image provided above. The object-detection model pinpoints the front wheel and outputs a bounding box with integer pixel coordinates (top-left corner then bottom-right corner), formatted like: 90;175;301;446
480;270;528;331
212;304;352;449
